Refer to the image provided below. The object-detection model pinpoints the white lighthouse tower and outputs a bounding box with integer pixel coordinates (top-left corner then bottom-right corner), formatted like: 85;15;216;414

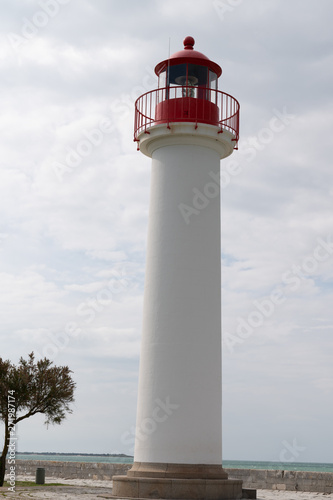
113;37;242;500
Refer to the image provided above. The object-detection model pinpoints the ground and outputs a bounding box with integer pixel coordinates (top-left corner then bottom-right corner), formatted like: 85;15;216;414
1;477;333;500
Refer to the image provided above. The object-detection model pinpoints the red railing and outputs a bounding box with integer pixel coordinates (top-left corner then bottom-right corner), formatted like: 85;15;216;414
134;86;240;148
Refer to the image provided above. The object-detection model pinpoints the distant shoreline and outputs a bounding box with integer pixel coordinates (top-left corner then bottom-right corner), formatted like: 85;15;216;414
17;452;133;457
14;455;333;473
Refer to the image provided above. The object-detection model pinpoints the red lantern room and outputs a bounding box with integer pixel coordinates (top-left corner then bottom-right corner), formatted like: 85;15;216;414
155;36;222;126
134;37;239;148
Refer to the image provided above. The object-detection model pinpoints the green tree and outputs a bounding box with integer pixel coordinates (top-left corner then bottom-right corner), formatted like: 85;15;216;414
0;352;76;486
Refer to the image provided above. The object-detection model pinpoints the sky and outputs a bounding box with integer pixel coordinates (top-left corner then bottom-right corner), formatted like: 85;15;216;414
0;0;333;464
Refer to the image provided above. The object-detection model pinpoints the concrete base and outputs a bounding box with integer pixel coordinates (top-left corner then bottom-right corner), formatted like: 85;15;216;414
112;476;243;499
127;462;229;479
112;463;243;499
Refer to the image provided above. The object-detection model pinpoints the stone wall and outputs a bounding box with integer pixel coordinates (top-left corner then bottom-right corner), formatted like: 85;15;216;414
15;460;131;481
226;468;333;493
14;461;333;493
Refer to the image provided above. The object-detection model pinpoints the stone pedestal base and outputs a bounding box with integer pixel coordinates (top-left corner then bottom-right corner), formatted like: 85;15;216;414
112;463;243;499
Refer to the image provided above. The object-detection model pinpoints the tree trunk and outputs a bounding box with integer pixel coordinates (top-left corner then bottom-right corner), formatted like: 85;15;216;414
0;423;10;487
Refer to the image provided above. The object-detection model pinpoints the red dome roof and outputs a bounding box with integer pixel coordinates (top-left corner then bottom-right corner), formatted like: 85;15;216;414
155;36;222;77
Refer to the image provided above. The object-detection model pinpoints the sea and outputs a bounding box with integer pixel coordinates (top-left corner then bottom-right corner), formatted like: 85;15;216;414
14;455;333;473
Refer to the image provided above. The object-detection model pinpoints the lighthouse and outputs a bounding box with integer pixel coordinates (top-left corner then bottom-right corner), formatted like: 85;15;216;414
113;37;242;499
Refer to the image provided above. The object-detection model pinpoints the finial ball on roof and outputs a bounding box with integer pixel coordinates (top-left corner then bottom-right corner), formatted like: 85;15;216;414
183;36;195;50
